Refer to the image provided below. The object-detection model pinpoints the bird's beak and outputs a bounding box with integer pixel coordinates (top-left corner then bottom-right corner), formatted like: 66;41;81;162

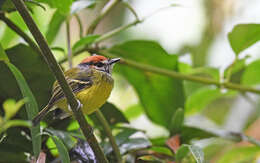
109;58;120;65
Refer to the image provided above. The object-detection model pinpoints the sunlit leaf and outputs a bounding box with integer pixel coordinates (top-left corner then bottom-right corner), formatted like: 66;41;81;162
217;146;260;163
45;11;66;44
185;87;236;115
0;43;9;62
241;59;260;85
109;40;185;128
228;24;260;55
3;99;25;120
72;35;100;52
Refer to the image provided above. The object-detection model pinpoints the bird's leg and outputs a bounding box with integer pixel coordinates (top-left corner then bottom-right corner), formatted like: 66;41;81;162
67;99;82;111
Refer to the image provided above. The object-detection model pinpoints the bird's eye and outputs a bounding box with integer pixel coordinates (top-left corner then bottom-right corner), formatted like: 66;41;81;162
95;62;104;67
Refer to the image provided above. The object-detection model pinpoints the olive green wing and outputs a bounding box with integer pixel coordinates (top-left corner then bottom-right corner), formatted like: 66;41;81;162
49;68;93;106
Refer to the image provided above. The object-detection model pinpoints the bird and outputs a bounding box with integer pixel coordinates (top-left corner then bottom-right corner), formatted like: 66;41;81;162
32;55;120;126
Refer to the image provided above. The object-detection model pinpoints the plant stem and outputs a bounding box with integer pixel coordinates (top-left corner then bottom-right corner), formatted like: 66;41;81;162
86;0;121;35
0;13;41;54
95;110;122;163
98;50;260;95
66;18;73;68
122;1;139;21
94;19;142;44
11;0;108;162
74;13;83;38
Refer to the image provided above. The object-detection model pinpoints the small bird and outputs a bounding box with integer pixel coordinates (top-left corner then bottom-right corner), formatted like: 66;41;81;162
32;55;120;126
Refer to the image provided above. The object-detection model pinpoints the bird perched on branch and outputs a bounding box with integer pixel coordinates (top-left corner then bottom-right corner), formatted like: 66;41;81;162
32;55;120;126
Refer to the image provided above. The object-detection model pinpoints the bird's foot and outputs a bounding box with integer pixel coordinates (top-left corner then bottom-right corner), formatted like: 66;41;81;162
68;99;82;111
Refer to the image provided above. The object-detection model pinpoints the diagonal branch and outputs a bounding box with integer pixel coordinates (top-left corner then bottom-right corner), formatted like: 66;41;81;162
86;0;121;35
11;0;108;162
0;13;41;54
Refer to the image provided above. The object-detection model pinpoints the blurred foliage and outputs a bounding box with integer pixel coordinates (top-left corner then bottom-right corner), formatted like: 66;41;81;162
1;0;260;162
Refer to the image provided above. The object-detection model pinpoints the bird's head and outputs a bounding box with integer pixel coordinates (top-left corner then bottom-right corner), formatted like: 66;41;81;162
79;54;120;74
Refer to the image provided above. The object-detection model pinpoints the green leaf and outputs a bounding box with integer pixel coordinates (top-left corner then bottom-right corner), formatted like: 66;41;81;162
51;135;70;163
217;146;260;163
46;128;76;150
169;108;184;135
109;40;185;128
71;0;96;14
36;0;73;15
99;102;128;125
228;24;260;55
185;87;236;115
224;57;248;83
1;120;31;133
124;104;144;120
0;43;9;62
119;138;151;154
72;35;100;52
0;44;55;112
3;99;25;120
188;145;204;163
181;126;217;143
241;59;260;85
176;145;190;161
45;11;66;44
5;62;41;156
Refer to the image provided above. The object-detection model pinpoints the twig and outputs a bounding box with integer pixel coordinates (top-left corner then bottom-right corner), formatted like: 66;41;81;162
66;18;73;68
97;50;260;95
86;0;121;35
95;110;122;163
74;13;83;38
122;1;140;21
0;13;41;54
94;19;142;44
11;0;108;162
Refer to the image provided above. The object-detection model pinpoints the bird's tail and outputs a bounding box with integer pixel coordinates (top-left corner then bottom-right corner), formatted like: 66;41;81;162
32;104;52;126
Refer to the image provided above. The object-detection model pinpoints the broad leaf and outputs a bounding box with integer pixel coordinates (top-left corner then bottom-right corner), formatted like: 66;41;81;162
241;59;260;85
217;146;260;163
109;40;185;128
45;11;66;44
228;24;260;55
185;87;236;115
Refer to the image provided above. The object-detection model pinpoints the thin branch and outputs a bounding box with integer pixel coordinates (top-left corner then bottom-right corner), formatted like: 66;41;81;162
74;13;83;38
122;1;140;21
66;18;73;68
94;19;142;44
86;0;121;35
95;110;122;163
97;50;260;95
0;13;41;54
11;0;108;162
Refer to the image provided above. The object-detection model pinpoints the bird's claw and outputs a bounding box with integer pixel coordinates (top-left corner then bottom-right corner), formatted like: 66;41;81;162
76;99;83;111
68;99;82;111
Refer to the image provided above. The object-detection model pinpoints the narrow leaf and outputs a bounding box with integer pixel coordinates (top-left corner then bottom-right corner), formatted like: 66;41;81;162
3;99;25;120
51;136;70;163
170;108;184;135
5;62;41;156
0;43;9;62
72;35;100;52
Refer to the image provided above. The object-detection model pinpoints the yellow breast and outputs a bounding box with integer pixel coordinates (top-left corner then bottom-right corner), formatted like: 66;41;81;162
56;71;114;115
